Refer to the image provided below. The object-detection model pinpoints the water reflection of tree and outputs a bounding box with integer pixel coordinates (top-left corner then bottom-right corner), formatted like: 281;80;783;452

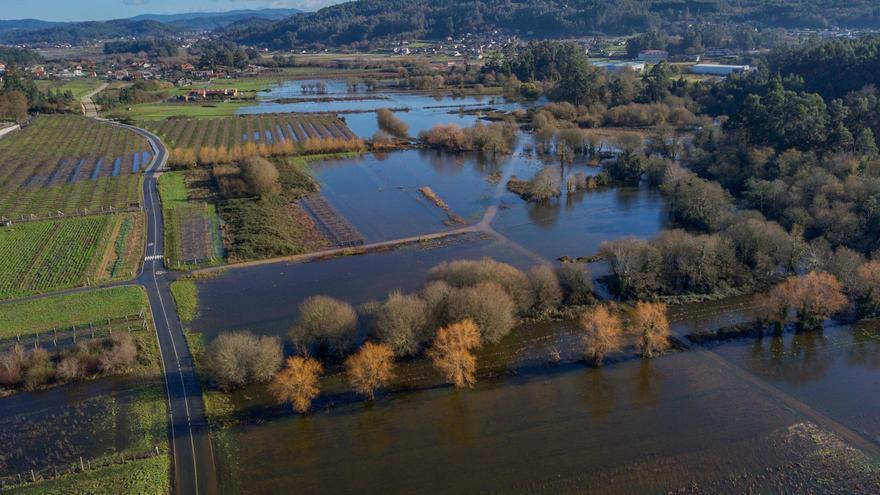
746;330;834;384
436;392;476;447
631;360;662;408
352;402;394;455
847;322;880;369
526;201;561;229
580;368;616;422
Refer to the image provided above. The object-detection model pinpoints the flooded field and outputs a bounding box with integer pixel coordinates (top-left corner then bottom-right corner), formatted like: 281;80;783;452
189;138;880;492
0;376;164;481
223;324;880;494
237;78;519;138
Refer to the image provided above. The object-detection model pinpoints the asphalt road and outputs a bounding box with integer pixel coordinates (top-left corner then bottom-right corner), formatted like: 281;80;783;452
122;122;219;495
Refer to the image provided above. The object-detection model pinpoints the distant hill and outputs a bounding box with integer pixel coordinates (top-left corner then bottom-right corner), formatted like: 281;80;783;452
130;8;304;31
2;19;178;44
226;0;880;49
0;8;304;44
0;19;62;36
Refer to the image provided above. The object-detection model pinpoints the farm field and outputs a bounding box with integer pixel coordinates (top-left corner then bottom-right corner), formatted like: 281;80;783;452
105;101;250;121
0;285;148;339
0;115;151;219
158;171;224;268
141;113;358;153
0;213;141;299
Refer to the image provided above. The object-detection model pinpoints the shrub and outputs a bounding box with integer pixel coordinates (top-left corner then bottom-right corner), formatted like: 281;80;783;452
23;348;54;390
377;108;409;139
57;356;84;381
206;331;284;391
428;320;482;388
855;260;880;316
763;271;849;329
580;305;624;365
270;356;323;414
344;342;395;399
446;282;517;343
631;302;670;358
240;156;281;196
428;258;533;313
528;265;563;314
98;333;138;373
556;263;594;305
292;295;358;358
527;167;562;201
0;346;25;388
375;291;429;357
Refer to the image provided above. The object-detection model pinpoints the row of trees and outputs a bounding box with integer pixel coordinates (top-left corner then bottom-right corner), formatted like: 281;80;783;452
418;121;517;154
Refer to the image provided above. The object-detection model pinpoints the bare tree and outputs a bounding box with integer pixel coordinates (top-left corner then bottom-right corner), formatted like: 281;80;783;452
344;342;395;399
428;320;482;388
270;356;324;414
206;331;283;390
292;295;358;358
375;291;429;356
528;264;563;315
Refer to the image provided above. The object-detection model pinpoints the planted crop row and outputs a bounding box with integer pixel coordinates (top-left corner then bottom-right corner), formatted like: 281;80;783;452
0;115;151;218
0;216;113;299
142;114;356;152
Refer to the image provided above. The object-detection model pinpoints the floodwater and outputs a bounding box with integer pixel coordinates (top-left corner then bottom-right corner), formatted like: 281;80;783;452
224;325;880;494
237;78;521;138
0;376;163;482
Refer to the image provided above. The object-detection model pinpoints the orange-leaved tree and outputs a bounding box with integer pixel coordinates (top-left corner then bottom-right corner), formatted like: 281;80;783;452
580;304;624;366
427;320;482;388
269;356;323;414
344;342;395;400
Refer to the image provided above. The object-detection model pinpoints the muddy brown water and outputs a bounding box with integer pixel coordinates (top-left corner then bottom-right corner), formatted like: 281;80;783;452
186;149;880;492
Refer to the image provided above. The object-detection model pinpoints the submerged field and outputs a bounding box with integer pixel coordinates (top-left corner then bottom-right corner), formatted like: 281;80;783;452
0;115;151;218
0;286;169;492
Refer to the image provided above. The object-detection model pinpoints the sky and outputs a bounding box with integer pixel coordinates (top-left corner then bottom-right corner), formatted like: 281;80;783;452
0;0;345;22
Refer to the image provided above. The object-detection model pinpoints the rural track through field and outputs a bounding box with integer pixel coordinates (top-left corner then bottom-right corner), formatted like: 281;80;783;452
80;83;108;118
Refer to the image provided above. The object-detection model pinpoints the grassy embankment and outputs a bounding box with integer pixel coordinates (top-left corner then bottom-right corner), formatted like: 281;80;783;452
0;286;170;494
170;279;239;492
7;455;170;495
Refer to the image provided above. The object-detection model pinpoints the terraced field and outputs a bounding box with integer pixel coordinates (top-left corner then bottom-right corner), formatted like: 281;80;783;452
142;114;357;152
0;115;151;219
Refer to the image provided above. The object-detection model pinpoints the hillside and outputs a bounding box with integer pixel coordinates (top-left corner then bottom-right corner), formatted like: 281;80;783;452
0;8;304;44
227;0;880;49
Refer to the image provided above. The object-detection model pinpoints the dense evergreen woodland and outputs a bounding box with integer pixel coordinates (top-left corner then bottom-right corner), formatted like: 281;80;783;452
228;0;880;49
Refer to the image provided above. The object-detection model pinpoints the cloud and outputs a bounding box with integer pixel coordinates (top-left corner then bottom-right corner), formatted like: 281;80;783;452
123;0;151;5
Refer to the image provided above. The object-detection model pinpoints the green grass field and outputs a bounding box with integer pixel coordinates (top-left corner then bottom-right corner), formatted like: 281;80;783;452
170;279;199;323
0;285;147;338
7;453;170;495
105;101;250;120
0;115;149;218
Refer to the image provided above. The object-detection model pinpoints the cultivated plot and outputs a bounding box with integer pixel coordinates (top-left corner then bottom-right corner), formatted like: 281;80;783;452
0;115;151;218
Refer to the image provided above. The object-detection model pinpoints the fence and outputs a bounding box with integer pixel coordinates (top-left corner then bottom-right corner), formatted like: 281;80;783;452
300;196;365;248
0;446;163;489
0;311;148;353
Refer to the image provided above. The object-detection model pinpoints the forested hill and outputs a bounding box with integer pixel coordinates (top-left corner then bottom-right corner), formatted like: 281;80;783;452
2;20;177;44
228;0;880;49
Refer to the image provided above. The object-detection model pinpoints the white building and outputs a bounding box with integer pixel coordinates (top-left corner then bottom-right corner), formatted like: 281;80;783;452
690;64;752;76
592;61;646;73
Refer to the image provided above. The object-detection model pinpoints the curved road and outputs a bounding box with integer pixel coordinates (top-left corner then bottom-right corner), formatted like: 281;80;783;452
114;121;219;495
